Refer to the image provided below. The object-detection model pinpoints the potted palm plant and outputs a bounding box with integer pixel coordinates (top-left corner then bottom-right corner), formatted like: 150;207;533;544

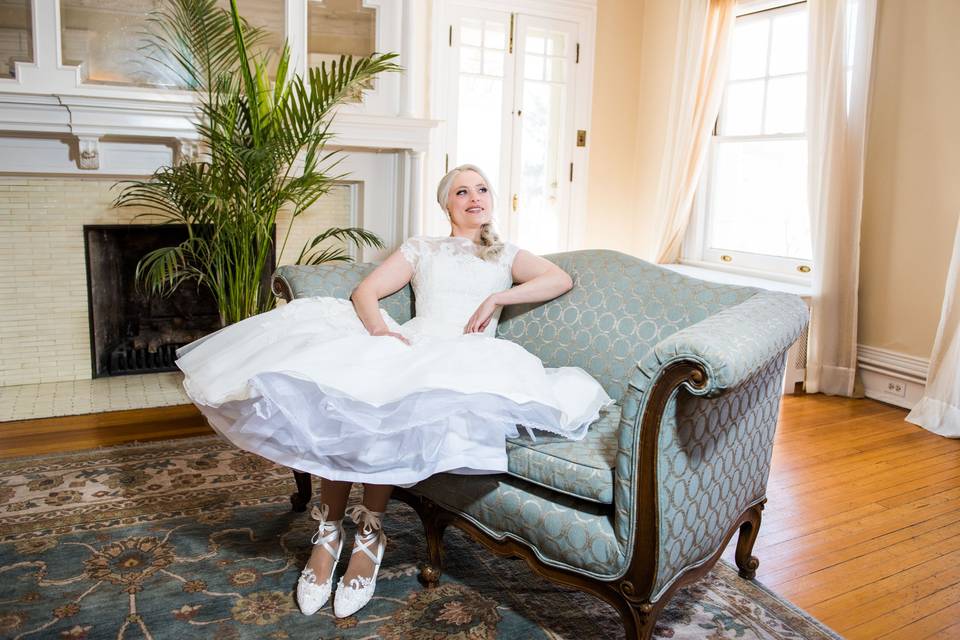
115;0;399;326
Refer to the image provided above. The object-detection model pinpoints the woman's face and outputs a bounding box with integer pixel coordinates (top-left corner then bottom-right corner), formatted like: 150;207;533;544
446;170;493;230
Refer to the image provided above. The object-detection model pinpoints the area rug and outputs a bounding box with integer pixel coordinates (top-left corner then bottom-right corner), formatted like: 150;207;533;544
0;436;841;640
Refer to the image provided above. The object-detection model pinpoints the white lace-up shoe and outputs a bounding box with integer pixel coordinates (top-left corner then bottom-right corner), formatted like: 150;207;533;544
296;504;344;615
333;505;386;618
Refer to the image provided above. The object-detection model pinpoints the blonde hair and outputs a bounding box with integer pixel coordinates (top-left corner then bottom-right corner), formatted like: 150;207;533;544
436;164;505;262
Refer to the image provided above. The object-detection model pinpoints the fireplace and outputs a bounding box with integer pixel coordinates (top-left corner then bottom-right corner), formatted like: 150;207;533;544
83;225;273;378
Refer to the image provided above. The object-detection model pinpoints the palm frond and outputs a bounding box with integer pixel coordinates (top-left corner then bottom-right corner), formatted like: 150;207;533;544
116;1;398;325
295;227;384;265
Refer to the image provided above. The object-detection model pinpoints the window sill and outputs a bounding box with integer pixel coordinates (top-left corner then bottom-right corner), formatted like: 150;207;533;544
663;262;813;298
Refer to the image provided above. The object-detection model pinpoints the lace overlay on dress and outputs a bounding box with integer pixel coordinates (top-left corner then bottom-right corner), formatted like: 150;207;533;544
399;236;519;338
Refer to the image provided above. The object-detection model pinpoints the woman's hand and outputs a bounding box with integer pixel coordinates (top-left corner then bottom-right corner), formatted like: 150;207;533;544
464;295;502;334
370;326;411;345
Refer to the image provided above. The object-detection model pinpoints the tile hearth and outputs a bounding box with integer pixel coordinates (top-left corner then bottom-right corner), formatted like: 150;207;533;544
0;372;189;422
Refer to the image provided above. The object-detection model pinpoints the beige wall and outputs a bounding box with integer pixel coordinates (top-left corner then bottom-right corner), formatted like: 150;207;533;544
586;0;685;259
859;0;960;359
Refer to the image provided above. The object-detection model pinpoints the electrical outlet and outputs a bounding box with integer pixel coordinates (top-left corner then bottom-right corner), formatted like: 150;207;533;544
887;381;906;397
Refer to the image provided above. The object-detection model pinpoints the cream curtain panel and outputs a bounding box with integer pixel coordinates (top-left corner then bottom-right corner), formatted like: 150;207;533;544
907;217;960;437
804;0;878;396
653;0;736;264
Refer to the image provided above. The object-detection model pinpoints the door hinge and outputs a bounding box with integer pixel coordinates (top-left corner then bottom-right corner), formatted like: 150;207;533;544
449;25;452;47
569;163;574;182
508;14;515;53
445;153;449;173
575;43;580;64
512;193;519;211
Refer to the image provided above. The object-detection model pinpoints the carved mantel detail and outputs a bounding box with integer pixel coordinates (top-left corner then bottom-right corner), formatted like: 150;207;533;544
76;136;101;170
176;139;201;165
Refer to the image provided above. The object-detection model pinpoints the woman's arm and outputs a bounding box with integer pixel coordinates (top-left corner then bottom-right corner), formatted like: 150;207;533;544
464;249;573;333
350;250;414;343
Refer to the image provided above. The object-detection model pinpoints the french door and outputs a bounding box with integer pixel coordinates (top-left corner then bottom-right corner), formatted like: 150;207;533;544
445;5;579;254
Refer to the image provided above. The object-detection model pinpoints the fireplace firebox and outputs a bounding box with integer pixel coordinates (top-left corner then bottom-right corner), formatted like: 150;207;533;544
84;225;274;378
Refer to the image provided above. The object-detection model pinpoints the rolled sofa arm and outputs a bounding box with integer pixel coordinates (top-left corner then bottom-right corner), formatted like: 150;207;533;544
634;290;809;397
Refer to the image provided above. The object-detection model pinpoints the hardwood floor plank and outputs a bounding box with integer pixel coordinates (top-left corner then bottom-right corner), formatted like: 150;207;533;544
0;405;212;458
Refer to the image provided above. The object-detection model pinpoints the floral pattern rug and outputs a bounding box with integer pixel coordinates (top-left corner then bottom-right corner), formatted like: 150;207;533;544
0;436;841;640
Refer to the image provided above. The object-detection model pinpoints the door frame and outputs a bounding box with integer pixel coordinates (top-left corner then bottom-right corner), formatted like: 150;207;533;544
428;0;597;249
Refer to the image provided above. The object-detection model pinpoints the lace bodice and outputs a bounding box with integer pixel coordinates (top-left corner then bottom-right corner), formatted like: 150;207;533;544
400;236;519;337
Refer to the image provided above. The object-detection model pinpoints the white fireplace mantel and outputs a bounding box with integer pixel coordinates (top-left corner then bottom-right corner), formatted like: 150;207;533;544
0;92;436;166
0;0;438;259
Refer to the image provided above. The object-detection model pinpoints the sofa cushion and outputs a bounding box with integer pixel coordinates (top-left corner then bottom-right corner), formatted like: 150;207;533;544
506;404;621;504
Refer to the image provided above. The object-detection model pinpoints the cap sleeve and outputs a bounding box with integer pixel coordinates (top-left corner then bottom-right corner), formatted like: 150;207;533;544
399;236;421;269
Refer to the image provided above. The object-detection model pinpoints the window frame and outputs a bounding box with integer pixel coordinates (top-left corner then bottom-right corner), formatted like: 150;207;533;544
682;0;814;285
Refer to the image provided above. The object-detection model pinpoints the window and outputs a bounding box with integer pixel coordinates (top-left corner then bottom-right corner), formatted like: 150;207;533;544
686;1;812;279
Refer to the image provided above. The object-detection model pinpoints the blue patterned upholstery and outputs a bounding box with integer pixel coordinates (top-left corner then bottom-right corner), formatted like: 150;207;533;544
497;250;757;402
412;472;624;579
275;250;809;596
274;264;414;324
506;404;620;504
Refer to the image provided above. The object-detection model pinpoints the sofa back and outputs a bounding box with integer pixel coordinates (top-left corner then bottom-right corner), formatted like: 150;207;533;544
274;263;415;323
497;250;757;401
275;250;758;402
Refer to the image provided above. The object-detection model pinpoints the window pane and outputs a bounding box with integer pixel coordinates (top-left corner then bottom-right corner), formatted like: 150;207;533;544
229;0;284;80
483;50;504;77
728;19;769;80
460;19;482;47
544;31;564;56
485;23;506;50
769;10;807;76
60;0;165;86
515;24;570;255
460;46;481;74
545;57;566;83
720;80;764;136
524;54;544;81
764;74;805;134
60;0;284;87
456;74;504;191
308;0;375;57
0;0;32;79
709;139;811;260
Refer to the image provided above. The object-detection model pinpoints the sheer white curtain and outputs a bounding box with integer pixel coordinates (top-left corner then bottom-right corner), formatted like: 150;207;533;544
653;0;736;264
805;0;878;396
907;217;960;437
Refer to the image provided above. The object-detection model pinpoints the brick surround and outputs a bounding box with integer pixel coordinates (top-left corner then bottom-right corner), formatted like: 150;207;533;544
0;176;352;387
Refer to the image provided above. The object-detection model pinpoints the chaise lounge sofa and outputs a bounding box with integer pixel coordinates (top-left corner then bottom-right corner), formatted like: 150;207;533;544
272;248;809;639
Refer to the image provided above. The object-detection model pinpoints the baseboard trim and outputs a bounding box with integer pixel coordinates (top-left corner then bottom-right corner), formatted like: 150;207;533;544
857;345;929;410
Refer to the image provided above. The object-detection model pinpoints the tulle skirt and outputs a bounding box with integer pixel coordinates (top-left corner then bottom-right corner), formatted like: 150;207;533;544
176;297;612;485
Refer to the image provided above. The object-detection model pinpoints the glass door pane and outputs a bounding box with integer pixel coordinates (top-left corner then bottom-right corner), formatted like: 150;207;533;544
510;16;577;254
447;7;515;234
0;0;33;79
57;0;283;87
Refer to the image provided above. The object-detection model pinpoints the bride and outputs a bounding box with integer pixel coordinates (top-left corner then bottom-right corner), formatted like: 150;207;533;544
175;164;611;619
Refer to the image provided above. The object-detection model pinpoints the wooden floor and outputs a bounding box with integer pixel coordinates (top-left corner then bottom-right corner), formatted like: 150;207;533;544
721;394;960;639
0;404;211;459
2;394;959;638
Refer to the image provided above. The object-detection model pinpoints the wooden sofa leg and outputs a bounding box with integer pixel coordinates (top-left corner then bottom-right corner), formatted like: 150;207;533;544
417;501;449;588
735;501;764;579
611;591;663;640
290;471;312;512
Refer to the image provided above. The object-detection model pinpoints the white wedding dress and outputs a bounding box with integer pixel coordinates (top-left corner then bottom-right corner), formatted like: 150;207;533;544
176;236;612;485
